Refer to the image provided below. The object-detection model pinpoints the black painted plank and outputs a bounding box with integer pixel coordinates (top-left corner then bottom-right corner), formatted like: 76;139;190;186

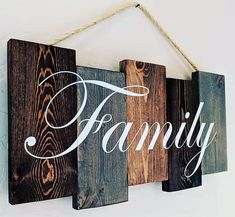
162;78;202;192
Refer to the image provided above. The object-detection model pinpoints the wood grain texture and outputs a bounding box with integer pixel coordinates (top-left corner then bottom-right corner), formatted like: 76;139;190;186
8;39;77;204
192;71;227;175
119;60;168;185
162;78;202;192
73;66;128;209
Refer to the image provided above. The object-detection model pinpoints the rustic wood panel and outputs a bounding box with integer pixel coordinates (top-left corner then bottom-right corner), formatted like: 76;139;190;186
192;71;227;175
73;66;128;209
8;39;77;204
162;78;202;192
119;60;168;185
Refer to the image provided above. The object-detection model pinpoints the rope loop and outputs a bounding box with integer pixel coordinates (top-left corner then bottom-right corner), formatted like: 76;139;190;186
48;1;198;71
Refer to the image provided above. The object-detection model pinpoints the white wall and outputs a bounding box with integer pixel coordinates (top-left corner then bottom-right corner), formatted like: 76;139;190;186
0;0;235;216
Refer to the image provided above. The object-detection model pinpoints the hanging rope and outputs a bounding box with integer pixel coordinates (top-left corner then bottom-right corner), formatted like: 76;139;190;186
47;1;198;71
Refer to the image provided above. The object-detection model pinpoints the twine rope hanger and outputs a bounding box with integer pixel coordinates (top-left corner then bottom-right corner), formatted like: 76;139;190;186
48;1;198;71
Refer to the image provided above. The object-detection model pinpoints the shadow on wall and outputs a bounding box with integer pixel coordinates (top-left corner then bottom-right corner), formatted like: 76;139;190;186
0;68;9;195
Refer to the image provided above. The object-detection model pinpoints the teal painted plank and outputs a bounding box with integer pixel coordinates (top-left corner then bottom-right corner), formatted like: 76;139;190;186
73;66;128;209
192;71;227;175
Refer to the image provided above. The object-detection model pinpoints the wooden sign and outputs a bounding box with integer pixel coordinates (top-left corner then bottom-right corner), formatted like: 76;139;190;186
120;60;168;185
162;78;202;192
7;38;228;206
8;39;78;204
192;71;227;174
73;66;128;209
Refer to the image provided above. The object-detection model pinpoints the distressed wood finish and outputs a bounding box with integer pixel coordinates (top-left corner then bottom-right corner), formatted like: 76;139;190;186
162;78;202;192
192;71;227;175
8;39;77;204
73;66;128;209
120;60;168;185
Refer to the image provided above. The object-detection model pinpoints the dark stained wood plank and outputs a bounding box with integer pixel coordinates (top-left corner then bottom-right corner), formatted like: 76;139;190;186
192;71;227;175
73;66;128;209
8;39;77;204
119;60;168;185
162;78;202;192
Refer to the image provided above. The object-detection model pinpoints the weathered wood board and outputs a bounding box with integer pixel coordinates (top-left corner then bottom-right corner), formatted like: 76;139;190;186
73;66;128;209
8;39;78;204
162;78;202;192
119;60;168;185
192;71;227;175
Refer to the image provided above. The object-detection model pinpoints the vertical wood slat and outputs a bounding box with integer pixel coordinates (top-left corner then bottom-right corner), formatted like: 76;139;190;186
120;60;168;185
73;66;128;209
162;78;202;192
8;39;78;204
192;71;227;175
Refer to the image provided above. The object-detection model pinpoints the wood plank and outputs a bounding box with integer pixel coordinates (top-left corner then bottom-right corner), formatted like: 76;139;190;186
192;71;227;174
119;60;168;185
8;39;78;204
73;66;128;209
162;78;202;192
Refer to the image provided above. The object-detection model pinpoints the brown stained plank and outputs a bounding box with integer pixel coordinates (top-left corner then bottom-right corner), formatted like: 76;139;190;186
119;60;168;185
192;71;227;175
162;78;201;192
73;66;128;209
8;39;77;204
